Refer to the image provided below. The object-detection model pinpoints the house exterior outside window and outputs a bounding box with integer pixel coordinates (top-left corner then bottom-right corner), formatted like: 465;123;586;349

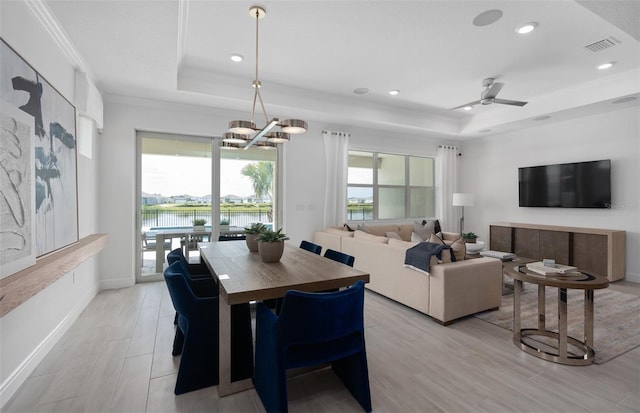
347;151;435;221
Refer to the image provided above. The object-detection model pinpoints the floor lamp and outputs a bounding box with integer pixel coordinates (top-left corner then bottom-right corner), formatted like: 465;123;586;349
452;193;474;235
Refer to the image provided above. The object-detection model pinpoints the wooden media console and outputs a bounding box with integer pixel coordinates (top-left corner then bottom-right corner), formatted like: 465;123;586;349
489;223;625;281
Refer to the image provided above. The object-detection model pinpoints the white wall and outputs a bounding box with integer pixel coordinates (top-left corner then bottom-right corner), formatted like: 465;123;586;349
460;106;640;281
99;96;451;286
0;2;101;406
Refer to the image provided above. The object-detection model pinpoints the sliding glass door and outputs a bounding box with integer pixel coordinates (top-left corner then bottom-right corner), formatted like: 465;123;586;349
136;131;279;282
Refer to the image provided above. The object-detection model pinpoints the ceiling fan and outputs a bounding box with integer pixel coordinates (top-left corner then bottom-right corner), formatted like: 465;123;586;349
452;78;528;110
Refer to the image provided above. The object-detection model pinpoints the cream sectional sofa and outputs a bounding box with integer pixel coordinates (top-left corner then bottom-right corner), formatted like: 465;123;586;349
313;224;502;325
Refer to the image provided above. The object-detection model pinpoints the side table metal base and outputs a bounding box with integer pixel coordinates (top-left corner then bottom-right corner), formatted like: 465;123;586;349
514;329;595;366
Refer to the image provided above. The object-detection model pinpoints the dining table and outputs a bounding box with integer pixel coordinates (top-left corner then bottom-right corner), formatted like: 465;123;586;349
199;240;370;396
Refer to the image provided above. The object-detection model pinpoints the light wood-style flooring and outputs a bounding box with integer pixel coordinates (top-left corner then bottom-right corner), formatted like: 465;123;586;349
3;280;639;413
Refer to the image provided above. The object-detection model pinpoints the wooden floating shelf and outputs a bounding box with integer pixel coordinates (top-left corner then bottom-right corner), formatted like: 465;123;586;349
0;234;108;317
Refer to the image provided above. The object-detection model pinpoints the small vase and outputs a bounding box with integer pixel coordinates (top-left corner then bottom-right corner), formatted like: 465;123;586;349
245;233;260;252
258;241;284;263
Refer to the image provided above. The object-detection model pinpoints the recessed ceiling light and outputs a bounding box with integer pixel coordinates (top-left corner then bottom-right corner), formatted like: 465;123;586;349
353;88;369;95
230;54;244;62
389;89;400;96
516;22;538;34
596;62;614;70
533;115;551;121
463;106;473;111
472;10;503;27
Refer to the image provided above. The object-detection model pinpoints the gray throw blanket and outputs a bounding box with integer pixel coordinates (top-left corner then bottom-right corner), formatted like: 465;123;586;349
404;242;455;274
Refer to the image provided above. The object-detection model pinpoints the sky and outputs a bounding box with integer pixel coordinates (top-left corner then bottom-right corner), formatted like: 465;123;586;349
142;154;255;197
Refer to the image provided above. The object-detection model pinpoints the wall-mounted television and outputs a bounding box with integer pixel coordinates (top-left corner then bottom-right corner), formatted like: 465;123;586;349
518;160;611;208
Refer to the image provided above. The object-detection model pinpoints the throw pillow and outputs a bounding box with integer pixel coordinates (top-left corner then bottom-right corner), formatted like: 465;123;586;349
430;233;465;261
353;230;388;243
413;220;436;241
411;232;424;242
428;233;454;263
448;236;466;261
343;223;355;232
386;231;402;240
356;224;371;234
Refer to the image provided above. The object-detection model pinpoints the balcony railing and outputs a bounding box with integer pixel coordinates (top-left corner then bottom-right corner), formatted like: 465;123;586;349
141;208;272;229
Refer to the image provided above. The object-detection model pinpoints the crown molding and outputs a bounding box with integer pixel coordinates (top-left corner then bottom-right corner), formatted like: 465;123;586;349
24;0;90;75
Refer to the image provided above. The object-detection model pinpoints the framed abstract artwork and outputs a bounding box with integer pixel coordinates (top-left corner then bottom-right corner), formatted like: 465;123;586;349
0;103;36;278
0;38;78;261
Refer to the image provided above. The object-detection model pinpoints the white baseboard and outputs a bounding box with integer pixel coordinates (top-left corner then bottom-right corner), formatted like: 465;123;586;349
624;272;640;283
0;287;97;408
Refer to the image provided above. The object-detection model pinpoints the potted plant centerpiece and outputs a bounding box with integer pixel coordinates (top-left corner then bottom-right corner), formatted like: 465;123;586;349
462;232;478;243
220;219;230;231
193;218;207;231
244;222;267;252
257;228;289;263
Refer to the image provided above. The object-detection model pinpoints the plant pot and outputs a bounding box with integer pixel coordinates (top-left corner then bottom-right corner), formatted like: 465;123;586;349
193;225;205;232
245;233;260;252
220;225;230;231
463;237;477;243
258;240;284;263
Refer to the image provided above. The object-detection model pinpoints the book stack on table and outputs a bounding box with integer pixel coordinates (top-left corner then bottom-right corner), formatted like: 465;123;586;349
525;261;578;276
479;250;516;261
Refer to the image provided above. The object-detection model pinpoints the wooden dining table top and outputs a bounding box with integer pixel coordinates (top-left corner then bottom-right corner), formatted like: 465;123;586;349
199;241;370;305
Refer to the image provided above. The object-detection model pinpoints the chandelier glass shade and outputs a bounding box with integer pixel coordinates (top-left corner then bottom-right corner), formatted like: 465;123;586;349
224;6;307;150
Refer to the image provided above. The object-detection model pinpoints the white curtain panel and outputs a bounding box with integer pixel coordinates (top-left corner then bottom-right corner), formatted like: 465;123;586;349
322;131;350;228
435;145;458;232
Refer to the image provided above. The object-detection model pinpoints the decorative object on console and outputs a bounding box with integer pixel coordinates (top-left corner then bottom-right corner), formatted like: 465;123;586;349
223;6;307;150
465;241;485;255
462;232;478;243
452;193;474;234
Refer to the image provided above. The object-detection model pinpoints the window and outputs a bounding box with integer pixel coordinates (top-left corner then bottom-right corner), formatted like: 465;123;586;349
347;151;434;221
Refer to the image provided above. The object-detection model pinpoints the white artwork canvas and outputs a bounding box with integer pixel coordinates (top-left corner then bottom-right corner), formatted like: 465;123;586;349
1;103;36;278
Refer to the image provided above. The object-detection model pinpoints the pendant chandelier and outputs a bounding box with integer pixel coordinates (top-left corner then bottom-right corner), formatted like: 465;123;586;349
223;5;307;150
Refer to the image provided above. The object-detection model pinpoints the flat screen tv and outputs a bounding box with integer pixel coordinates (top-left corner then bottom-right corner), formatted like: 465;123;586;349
518;160;611;208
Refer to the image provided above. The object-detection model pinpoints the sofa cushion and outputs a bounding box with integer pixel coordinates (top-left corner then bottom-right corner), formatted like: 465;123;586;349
413;220;435;240
386;231;403;240
354;230;388;243
387;238;419;249
356;224;372;233
428;233;465;261
325;228;354;237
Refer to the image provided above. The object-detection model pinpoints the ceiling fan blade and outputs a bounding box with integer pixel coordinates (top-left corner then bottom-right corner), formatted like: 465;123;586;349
483;82;504;99
493;98;528;107
450;100;481;110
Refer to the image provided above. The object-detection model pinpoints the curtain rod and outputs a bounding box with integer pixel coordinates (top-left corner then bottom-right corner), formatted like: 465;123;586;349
321;130;350;135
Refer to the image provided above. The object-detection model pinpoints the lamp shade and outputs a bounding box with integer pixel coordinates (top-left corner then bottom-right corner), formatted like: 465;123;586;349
452;193;474;207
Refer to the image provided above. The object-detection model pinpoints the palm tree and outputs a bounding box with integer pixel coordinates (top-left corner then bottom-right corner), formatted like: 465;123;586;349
241;161;273;201
241;161;274;222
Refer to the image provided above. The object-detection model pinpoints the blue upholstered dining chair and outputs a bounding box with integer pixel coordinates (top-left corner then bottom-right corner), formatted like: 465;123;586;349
167;248;216;326
253;280;372;413
299;240;322;255
167;248;211;278
324;248;355;267
163;260;219;395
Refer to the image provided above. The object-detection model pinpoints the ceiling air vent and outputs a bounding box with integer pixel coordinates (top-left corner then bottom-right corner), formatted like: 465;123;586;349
584;37;620;52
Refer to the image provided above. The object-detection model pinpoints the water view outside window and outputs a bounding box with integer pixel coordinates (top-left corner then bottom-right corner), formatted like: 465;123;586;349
347;150;435;221
139;134;277;276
